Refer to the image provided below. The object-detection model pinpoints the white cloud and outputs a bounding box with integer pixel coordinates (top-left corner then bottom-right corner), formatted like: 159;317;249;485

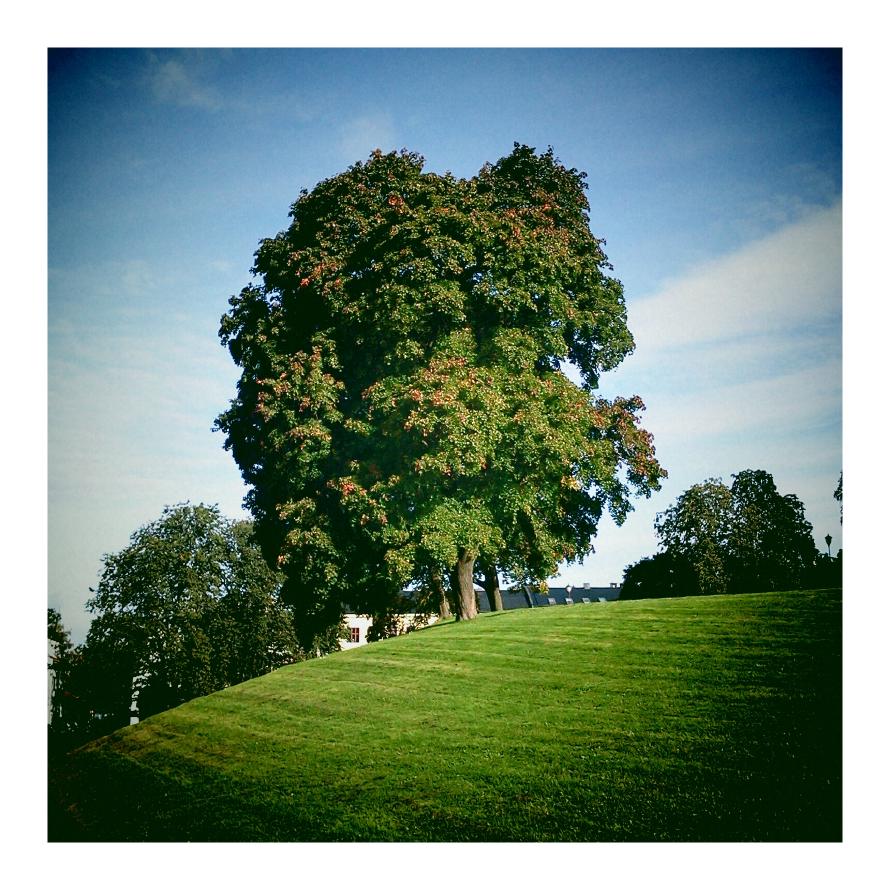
147;53;222;110
49;316;242;496
644;358;841;443
601;202;842;466
628;201;841;354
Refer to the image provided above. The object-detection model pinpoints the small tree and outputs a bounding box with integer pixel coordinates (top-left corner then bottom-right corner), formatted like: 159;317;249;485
654;478;733;595
726;469;817;592
82;504;306;724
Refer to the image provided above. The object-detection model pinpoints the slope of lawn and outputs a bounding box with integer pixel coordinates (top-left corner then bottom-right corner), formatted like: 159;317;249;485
48;589;841;842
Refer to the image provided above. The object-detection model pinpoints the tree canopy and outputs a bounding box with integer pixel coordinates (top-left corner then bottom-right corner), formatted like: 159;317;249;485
725;469;817;593
48;608;74;728
48;607;72;654
625;469;819;598
217;145;665;640
80;504;308;724
654;477;733;595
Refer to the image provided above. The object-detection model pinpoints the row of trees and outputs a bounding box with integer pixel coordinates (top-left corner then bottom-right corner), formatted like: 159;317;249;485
49;481;840;742
49;504;340;749
215;144;665;644
621;470;840;600
50;470;838;742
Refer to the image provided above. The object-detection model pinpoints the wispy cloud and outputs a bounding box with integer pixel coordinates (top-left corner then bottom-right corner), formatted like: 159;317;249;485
146;51;223;111
645;360;841;445
628;201;841;356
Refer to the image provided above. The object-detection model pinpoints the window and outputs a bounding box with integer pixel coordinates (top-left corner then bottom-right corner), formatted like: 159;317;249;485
350;627;361;643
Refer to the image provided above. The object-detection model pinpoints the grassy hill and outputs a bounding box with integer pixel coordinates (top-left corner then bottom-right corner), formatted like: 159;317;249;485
48;589;841;842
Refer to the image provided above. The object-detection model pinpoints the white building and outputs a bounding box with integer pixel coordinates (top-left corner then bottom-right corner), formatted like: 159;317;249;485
341;610;441;649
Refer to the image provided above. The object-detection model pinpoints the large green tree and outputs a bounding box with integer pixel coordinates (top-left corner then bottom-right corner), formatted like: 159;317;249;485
82;504;307;723
217;145;665;639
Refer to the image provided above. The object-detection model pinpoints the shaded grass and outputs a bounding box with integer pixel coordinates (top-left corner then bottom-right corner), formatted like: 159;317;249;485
48;589;841;841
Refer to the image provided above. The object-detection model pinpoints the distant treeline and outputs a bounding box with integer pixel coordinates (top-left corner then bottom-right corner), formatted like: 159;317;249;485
621;470;842;600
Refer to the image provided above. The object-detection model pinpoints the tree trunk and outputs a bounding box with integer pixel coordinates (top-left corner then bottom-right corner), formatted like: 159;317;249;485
431;566;452;619
451;549;478;621
481;561;503;611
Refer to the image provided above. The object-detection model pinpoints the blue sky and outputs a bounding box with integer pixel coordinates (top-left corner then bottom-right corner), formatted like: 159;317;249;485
48;48;842;643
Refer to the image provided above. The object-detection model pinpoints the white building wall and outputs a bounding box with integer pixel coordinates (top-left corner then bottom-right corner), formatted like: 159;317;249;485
340;613;440;649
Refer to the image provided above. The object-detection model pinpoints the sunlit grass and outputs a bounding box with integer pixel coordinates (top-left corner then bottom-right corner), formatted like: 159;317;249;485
49;589;841;841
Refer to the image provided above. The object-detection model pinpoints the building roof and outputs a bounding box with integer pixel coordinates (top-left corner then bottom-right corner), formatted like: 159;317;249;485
478;584;621;611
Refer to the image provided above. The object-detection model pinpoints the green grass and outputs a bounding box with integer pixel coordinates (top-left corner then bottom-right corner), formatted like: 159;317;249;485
48;589;841;842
